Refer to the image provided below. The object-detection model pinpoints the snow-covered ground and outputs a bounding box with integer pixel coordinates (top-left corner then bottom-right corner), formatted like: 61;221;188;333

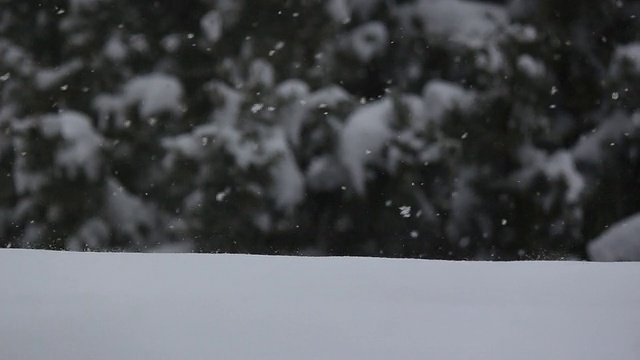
1;250;638;360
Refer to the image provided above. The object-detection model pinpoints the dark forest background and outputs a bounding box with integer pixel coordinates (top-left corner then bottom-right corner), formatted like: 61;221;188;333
1;0;640;260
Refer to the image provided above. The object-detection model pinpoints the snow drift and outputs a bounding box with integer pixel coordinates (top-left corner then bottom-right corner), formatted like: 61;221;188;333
0;250;638;360
588;212;640;261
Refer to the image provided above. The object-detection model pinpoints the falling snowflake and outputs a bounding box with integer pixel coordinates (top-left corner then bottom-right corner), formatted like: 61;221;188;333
216;187;231;202
399;206;411;218
251;103;264;113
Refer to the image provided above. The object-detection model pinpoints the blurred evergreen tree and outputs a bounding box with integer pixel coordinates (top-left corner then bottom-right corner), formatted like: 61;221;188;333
1;0;639;259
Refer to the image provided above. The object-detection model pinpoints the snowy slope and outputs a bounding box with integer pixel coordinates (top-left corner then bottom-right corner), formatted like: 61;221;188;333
0;250;639;360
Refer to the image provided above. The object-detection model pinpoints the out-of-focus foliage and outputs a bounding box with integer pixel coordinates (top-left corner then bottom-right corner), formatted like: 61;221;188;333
1;0;639;259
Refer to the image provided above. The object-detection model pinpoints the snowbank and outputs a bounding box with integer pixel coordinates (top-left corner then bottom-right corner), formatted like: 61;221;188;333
1;250;638;360
588;212;640;261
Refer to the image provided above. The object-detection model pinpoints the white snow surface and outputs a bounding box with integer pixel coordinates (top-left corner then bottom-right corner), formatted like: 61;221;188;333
11;112;104;194
123;74;184;118
516;146;585;204
48;111;104;181
347;21;389;62
201;10;223;43
422;79;475;122
94;73;184;128
340;98;394;193
416;0;506;48
326;0;351;23
266;129;306;211
69;0;109;12
517;54;546;78
34;59;83;91
0;250;638;360
104;178;156;248
572;111;638;165
103;32;127;62
611;42;640;74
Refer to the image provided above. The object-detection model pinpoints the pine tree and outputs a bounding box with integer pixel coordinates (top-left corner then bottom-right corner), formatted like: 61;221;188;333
2;0;638;259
